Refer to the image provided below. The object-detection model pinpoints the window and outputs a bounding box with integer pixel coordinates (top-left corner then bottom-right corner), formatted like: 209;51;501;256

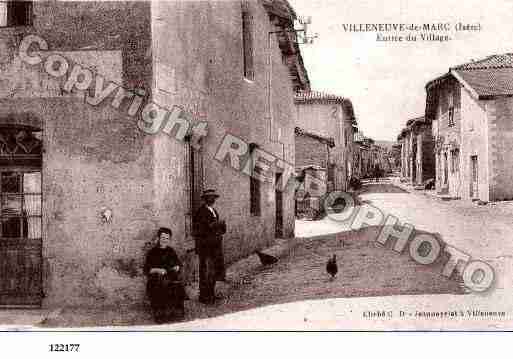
471;155;478;182
242;7;254;80
450;149;459;173
448;107;455;127
447;90;455;127
0;126;42;240
0;171;41;238
0;1;33;27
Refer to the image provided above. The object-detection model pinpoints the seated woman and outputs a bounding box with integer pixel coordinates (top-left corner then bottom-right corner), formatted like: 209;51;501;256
144;227;187;323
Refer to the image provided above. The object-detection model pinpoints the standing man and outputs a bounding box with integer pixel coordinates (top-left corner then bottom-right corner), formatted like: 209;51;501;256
193;189;227;304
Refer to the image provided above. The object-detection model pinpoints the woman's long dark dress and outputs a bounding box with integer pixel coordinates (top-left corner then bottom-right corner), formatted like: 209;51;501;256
144;246;187;321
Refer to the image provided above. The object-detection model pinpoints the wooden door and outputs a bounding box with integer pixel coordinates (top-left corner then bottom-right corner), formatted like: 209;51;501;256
0;236;42;307
0;126;43;308
471;155;478;198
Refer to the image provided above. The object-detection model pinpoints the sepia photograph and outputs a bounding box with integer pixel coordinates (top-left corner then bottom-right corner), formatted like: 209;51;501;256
0;0;513;344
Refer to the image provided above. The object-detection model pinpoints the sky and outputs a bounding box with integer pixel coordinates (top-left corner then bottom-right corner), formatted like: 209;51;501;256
289;0;513;141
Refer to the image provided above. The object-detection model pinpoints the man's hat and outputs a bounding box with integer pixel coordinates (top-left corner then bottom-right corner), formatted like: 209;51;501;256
201;189;220;198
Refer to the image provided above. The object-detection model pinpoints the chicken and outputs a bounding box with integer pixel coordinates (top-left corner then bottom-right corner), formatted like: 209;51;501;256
255;250;278;266
326;254;338;280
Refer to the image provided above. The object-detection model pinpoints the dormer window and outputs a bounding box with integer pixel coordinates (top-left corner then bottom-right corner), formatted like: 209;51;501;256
0;1;33;27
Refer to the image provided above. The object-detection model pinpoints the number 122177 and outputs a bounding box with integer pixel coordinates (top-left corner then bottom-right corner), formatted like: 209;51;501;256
49;344;80;352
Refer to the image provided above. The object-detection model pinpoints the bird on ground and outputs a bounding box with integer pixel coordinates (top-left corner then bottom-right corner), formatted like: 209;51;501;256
255;250;278;266
326;254;338;280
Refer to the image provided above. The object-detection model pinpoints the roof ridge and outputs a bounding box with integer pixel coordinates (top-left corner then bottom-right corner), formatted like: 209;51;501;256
454;64;513;70
452;53;513;71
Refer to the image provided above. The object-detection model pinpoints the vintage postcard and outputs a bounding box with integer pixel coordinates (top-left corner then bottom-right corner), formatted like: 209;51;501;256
0;0;512;337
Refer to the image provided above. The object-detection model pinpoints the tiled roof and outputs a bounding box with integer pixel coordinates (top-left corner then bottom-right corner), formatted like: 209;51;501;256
453;67;513;98
452;53;513;70
295;90;347;104
448;53;513;98
295;91;357;125
427;53;513;99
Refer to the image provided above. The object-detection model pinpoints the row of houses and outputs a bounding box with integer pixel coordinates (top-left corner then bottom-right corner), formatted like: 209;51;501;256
0;0;317;308
397;116;435;186
398;53;513;202
352;132;396;179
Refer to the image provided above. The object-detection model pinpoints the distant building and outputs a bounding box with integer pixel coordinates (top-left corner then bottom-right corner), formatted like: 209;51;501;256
294;126;335;191
353;132;394;179
295;91;356;191
293;126;336;219
391;143;402;171
353;133;374;178
426;53;513;201
397;116;435;185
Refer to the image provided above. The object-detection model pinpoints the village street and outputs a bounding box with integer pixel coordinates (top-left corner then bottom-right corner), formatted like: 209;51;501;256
19;178;510;330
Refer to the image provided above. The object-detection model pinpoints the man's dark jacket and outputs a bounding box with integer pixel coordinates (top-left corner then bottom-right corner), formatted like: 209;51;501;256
193;204;226;257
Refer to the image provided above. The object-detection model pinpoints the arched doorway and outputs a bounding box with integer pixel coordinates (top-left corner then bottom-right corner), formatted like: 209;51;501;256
0;124;42;307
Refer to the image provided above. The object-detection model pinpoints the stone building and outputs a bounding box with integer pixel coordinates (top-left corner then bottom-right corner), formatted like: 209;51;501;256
0;0;309;308
294;91;356;191
426;53;513;201
294;127;335;171
294;126;335;189
397;116;435;186
293;127;334;218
